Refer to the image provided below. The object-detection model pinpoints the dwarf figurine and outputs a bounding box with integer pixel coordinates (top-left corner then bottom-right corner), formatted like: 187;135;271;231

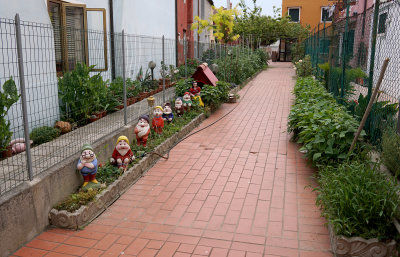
152;106;165;134
110;136;135;169
162;102;174;124
189;81;204;107
175;97;185;117
182;92;192;111
77;144;98;187
134;115;150;147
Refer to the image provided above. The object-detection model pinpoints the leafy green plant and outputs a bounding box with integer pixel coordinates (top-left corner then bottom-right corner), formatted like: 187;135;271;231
347;93;398;146
381;128;400;176
54;188;100;212
315;161;400;240
0;78;20;151
58;63;108;124
327;65;367;99
294;55;313;77
216;81;230;102
288;77;363;164
175;78;194;97
201;84;221;109
30;126;60;145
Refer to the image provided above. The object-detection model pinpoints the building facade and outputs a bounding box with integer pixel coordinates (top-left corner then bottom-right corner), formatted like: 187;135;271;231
282;0;336;29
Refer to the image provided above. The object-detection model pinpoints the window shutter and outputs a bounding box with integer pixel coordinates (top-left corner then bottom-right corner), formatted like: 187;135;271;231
48;2;63;73
64;5;87;71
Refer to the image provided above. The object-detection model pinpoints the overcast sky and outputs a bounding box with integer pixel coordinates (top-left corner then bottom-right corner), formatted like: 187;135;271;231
212;0;283;17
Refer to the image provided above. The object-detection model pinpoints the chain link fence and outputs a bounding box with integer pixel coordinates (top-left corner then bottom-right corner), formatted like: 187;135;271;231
0;14;263;196
305;0;400;146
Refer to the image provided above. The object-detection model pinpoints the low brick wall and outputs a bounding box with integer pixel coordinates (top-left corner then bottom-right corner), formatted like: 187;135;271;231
0;112;205;256
49;114;206;229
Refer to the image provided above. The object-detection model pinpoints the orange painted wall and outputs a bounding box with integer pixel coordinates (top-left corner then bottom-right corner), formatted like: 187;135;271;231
282;0;336;30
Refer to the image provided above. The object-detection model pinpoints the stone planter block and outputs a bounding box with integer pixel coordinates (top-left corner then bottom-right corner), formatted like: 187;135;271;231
49;114;205;229
329;225;397;257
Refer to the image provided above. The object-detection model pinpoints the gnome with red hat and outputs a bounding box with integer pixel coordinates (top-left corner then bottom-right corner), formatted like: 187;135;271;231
135;115;150;146
182;92;192;112
175;97;184;117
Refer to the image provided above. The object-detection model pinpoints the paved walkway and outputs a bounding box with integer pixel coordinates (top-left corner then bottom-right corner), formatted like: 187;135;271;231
13;63;332;257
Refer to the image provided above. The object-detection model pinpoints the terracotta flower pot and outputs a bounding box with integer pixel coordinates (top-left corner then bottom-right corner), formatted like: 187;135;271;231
127;97;136;106
89;115;100;123
98;111;107;118
1;146;13;158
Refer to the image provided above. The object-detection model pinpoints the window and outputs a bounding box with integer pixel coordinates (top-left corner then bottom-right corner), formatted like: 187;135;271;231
48;1;107;75
321;6;333;22
378;12;387;34
288;8;300;22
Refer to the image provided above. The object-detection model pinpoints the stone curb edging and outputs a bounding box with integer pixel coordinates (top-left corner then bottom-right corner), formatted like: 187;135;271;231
49;113;206;230
328;224;397;257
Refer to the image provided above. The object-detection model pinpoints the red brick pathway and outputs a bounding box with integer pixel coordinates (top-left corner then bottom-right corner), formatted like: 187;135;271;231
13;63;332;257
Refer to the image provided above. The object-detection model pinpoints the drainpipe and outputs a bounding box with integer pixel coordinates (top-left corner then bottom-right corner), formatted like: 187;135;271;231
175;0;178;66
109;0;116;80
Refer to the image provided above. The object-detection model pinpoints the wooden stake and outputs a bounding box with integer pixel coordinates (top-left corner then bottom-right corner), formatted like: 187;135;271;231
349;58;390;153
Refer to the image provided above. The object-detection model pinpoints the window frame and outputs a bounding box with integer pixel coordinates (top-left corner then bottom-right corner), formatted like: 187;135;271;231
86;8;108;72
320;6;333;23
48;1;109;74
288;7;301;23
377;12;387;35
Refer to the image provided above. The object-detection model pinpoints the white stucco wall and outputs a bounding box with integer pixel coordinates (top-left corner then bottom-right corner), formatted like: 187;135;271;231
370;1;400;102
113;0;176;80
0;0;59;139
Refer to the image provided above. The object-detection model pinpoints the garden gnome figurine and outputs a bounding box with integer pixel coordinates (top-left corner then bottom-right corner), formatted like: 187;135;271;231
152;106;164;134
110;136;135;169
175;97;185;117
189;81;204;107
182;92;192;111
162;102;174;124
135;115;150;147
77;144;98;187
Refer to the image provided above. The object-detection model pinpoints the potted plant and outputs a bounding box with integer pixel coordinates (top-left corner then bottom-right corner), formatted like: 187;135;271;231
0;78;20;157
315;161;399;257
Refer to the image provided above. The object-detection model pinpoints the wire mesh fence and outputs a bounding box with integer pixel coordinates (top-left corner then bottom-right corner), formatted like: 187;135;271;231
305;0;400;147
0;14;263;196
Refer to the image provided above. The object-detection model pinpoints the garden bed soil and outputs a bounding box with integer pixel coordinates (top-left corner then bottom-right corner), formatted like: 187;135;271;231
49;113;205;229
328;225;397;257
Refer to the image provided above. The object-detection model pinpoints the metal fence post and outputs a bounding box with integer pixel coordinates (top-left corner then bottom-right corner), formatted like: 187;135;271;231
15;14;33;181
122;30;127;125
397;99;400;135
340;0;350;102
162;35;165;103
316;24;320;76
367;0;381;102
184;37;187;78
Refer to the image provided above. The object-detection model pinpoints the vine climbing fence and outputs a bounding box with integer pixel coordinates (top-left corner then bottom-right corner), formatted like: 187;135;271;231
305;0;400;146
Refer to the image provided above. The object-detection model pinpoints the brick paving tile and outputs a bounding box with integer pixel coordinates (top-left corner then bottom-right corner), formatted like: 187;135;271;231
14;63;332;257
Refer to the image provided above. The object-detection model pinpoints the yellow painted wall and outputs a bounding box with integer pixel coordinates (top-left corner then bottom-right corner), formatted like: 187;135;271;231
282;0;336;30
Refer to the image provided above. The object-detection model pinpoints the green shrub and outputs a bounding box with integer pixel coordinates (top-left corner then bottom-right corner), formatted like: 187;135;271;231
54;188;100;212
30;126;60;145
381;129;400;176
58;63;108;124
0;78;19;150
294;55;313;77
347;93;398;146
315;161;400;240
175;78;194;97
288;77;363;164
202;85;221;109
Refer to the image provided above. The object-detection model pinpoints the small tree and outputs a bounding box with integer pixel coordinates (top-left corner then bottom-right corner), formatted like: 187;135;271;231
191;6;240;44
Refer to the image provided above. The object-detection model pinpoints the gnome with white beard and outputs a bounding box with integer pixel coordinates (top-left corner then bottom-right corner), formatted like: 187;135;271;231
134;115;150;147
110;136;135;169
162;102;174;124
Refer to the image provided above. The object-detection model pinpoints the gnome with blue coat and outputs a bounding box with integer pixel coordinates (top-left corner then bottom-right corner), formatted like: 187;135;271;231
77;144;98;187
